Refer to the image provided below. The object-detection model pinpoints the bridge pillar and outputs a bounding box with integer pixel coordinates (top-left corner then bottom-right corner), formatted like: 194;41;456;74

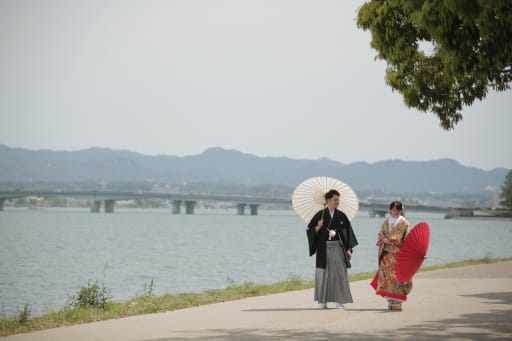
104;200;115;213
249;204;259;216
90;200;101;213
237;203;246;215
172;200;182;214
0;199;4;211
185;201;196;214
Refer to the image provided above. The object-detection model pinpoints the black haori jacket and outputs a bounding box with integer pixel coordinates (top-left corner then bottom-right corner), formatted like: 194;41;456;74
307;208;358;269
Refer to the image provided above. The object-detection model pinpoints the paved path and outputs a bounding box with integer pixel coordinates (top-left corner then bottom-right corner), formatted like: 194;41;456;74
4;262;512;340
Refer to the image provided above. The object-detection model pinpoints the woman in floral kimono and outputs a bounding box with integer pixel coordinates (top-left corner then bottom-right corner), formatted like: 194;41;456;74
374;201;412;310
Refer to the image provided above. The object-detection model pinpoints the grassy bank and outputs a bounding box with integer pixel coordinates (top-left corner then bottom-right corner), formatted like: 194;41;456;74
1;257;511;337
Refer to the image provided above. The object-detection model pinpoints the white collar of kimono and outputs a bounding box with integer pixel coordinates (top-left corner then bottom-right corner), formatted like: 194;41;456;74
389;215;403;225
328;209;335;218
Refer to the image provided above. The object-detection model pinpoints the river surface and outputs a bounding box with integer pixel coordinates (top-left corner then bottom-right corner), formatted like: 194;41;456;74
1;207;511;316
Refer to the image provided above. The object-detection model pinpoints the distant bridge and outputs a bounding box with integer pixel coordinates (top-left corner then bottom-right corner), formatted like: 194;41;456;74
0;190;458;217
0;190;290;215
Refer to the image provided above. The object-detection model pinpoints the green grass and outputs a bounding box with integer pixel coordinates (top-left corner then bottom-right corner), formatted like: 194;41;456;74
1;257;511;337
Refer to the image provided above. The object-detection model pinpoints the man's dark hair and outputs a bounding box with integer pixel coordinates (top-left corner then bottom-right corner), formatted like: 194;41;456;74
325;189;340;200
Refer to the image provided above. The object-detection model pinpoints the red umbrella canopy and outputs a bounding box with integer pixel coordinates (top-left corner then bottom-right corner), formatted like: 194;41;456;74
396;222;430;283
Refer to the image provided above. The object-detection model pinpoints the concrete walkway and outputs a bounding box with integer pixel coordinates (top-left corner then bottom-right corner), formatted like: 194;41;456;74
4;261;512;340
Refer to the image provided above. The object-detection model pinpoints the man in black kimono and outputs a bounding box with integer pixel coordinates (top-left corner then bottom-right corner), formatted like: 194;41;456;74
307;189;358;309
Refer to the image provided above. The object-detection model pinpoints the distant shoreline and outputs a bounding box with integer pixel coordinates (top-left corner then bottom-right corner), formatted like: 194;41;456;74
445;215;512;221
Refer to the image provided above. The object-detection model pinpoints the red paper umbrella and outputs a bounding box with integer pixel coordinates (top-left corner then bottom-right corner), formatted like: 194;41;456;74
396;222;430;283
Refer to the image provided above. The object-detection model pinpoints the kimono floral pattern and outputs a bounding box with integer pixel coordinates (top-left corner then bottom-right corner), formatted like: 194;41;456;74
376;217;412;301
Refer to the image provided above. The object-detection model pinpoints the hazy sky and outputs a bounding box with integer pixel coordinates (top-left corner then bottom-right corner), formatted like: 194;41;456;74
1;0;511;171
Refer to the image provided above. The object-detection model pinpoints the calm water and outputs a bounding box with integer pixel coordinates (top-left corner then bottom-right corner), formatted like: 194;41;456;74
1;208;511;316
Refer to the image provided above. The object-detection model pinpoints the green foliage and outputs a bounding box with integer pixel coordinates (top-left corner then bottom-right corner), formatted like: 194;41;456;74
144;279;155;297
67;281;112;310
500;169;512;211
48;197;68;207
357;0;512;129
0;304;32;336
131;199;166;208
225;276;237;289
16;304;31;325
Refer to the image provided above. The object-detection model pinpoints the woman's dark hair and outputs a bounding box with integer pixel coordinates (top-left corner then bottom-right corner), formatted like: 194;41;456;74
325;189;340;200
389;200;403;211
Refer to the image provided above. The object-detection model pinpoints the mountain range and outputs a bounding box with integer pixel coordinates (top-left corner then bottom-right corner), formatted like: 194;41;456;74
0;144;508;193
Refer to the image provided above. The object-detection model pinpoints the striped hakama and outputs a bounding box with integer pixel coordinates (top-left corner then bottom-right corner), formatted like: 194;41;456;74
314;240;353;305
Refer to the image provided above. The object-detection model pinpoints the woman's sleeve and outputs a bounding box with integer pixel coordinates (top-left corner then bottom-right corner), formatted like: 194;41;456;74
377;220;388;245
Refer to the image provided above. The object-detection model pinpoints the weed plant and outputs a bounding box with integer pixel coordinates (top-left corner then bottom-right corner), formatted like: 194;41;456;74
67;280;112;310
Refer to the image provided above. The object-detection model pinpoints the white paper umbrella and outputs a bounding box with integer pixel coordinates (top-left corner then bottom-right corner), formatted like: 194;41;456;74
292;176;359;223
